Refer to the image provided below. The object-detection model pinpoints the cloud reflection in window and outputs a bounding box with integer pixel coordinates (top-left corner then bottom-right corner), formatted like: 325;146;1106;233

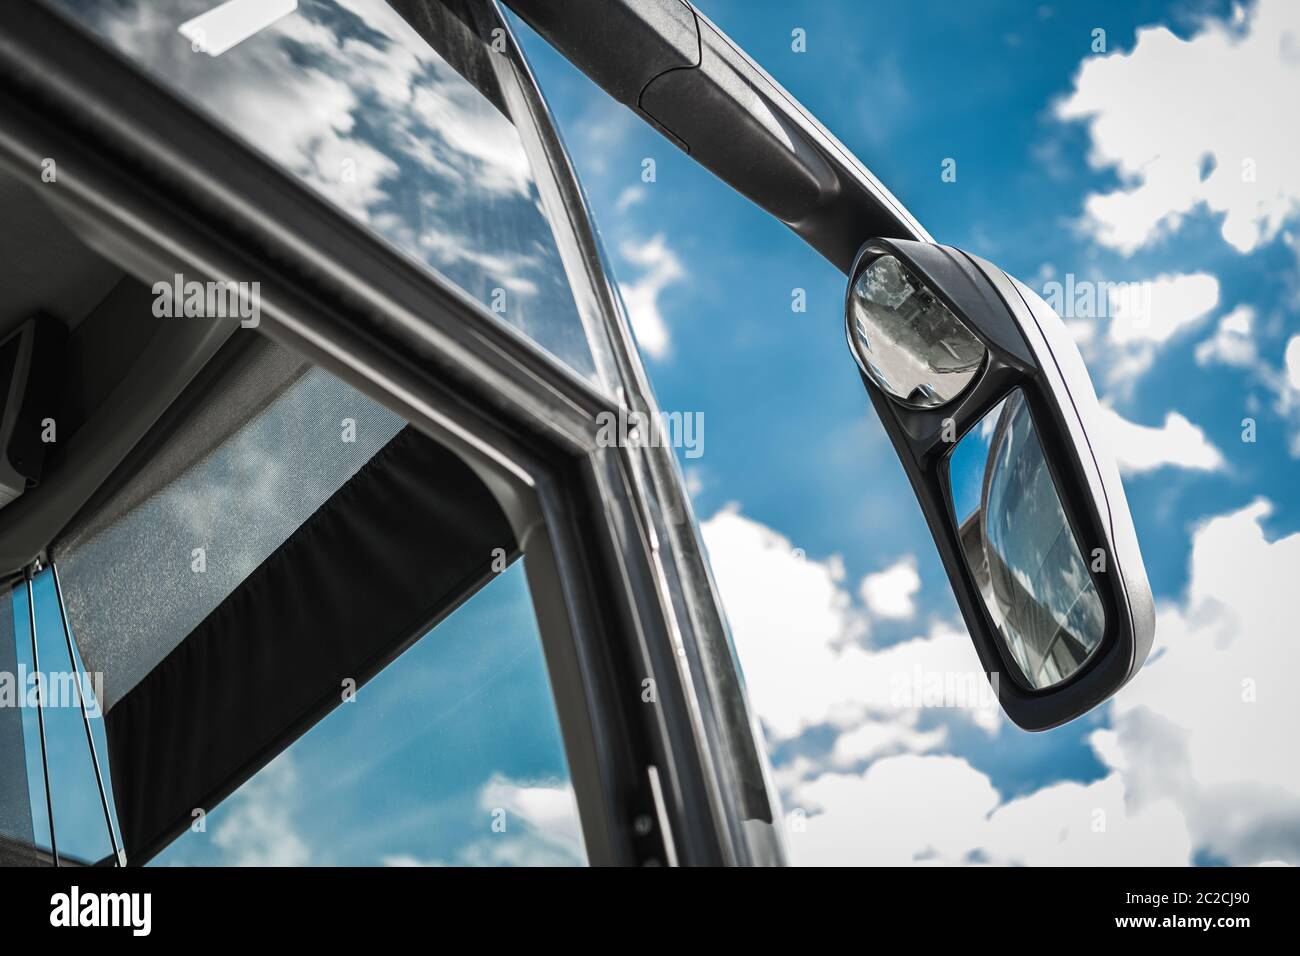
53;0;596;378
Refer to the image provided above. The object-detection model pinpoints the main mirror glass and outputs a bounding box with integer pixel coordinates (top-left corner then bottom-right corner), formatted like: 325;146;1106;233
948;390;1105;689
847;254;986;408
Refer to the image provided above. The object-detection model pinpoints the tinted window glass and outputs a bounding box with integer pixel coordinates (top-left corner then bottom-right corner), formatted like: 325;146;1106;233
48;0;605;384
2;575;120;866
151;561;586;866
47;346;588;865
44;331;586;866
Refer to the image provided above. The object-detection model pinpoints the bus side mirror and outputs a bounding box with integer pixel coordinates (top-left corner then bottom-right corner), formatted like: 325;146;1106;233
845;238;1154;730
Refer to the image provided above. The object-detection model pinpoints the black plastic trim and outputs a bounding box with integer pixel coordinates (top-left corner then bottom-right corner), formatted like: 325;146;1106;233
846;238;1148;731
503;0;929;272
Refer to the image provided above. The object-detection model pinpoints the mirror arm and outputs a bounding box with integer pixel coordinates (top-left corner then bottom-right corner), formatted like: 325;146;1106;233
501;0;931;273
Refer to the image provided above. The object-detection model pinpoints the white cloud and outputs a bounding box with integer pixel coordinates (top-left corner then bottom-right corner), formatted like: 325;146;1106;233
829;719;945;768
1195;305;1258;368
786;755;1189;866
1097;405;1226;473
458;776;586;866
381;854;443;867
384;776;586;867
788;756;998;865
859;556;921;620
1115;501;1298;792
700;505;997;744
706;502;1300;865
479;775;584;849
1097;500;1300;864
1057;0;1300;254
614;185;647;213
1106;272;1219;345
1060;272;1220;398
1286;335;1300;392
618;234;684;360
982;772;1190;866
212;754;310;867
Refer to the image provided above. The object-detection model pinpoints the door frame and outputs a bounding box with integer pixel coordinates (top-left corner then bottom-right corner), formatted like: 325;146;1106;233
0;0;785;865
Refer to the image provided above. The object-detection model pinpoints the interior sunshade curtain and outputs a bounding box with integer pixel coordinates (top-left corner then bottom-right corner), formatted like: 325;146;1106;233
55;361;400;713
55;336;311;556
103;426;517;864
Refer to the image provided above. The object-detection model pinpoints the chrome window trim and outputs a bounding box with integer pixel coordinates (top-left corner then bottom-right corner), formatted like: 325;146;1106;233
496;3;787;863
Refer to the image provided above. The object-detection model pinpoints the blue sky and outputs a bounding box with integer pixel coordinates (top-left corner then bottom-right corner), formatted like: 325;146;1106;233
513;0;1300;864
152;562;582;867
8;574;119;864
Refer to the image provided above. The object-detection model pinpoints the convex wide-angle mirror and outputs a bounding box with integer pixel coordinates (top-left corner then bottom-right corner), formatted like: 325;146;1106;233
845;238;1155;730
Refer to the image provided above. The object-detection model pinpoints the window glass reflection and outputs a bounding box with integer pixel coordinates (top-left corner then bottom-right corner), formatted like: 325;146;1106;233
17;575;117;864
48;0;602;383
2;576;119;865
150;561;587;867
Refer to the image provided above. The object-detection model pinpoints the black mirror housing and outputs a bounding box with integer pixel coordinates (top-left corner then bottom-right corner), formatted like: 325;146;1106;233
846;238;1155;731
